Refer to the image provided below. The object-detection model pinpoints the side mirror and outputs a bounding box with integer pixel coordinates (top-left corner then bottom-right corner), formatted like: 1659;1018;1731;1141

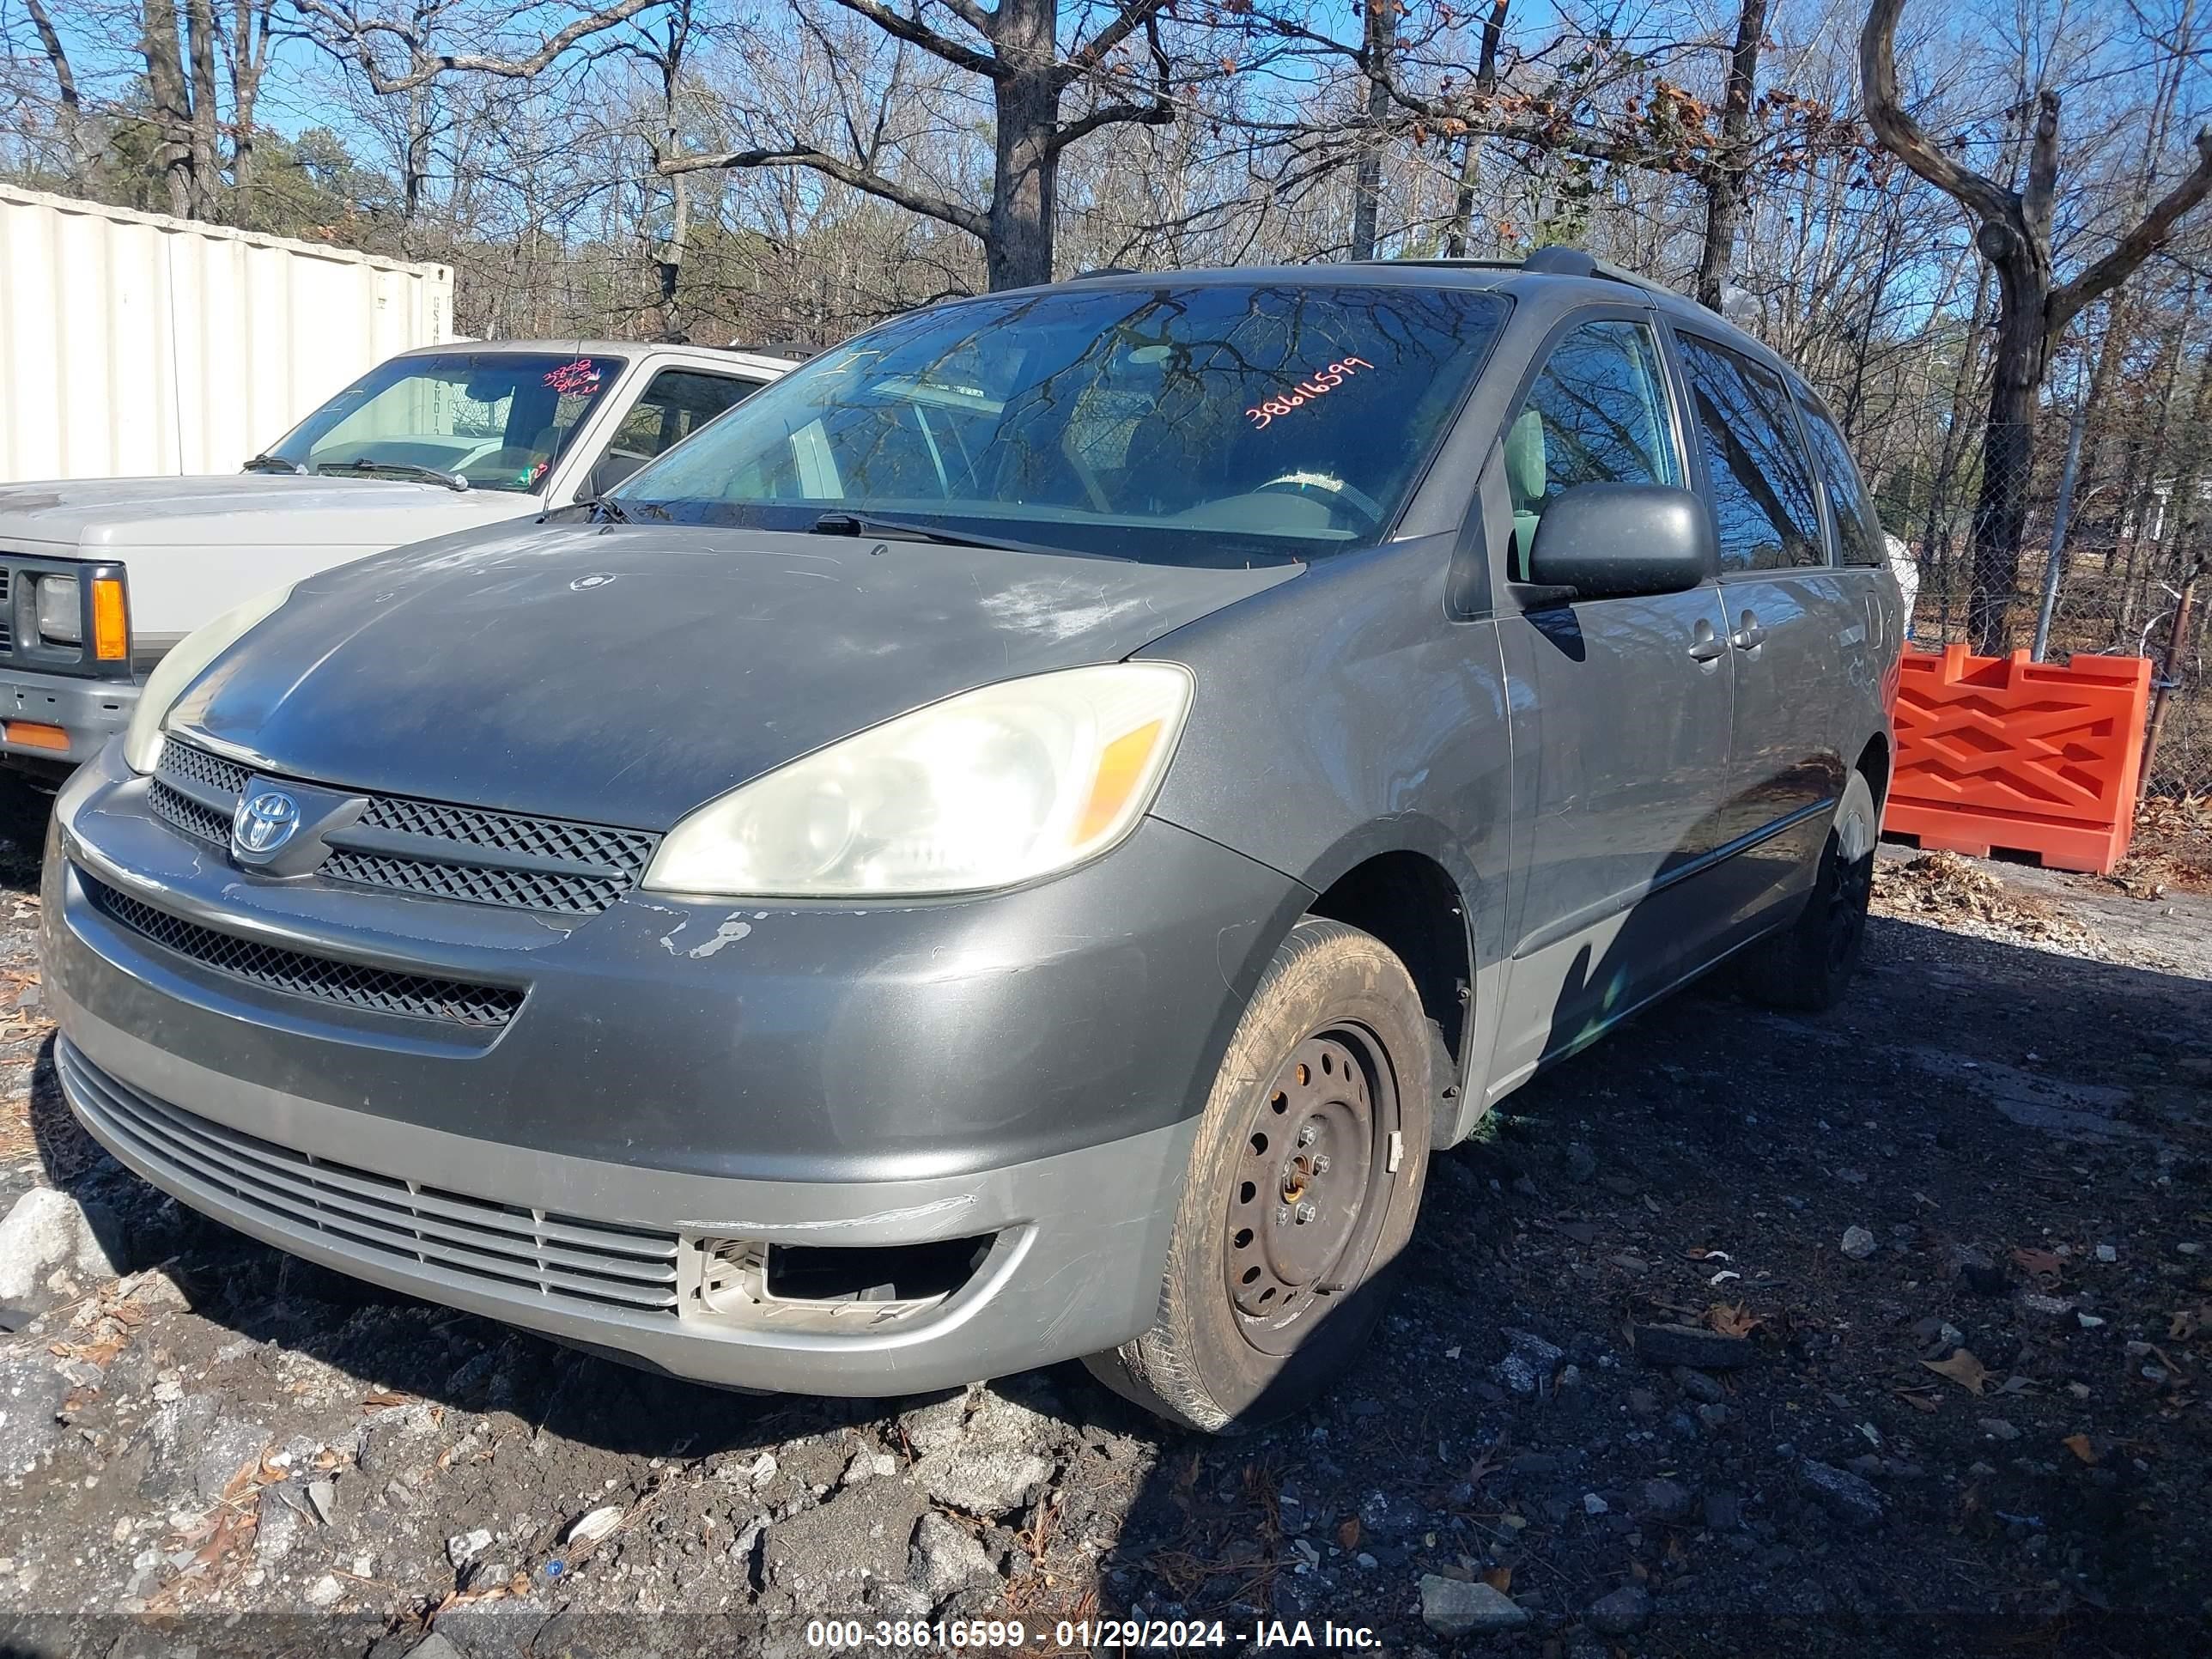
586;453;647;500
1526;483;1713;601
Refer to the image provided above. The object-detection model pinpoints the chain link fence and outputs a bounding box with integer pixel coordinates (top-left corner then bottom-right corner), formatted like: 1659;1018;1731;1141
1873;416;2209;814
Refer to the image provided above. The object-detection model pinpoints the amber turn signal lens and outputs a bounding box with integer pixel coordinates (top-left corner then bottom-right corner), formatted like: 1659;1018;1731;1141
92;578;129;661
4;721;70;752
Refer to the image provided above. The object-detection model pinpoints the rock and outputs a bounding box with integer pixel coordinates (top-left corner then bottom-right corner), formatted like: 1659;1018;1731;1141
1977;1419;2021;1442
255;1487;305;1565
869;1583;933;1623
1841;1226;1878;1261
2094;1243;2117;1263
404;1638;465;1659
1949;1245;2007;1296
192;1419;270;1504
1704;1490;1743;1530
0;1188;127;1304
1632;1324;1756;1370
1642;1479;1692;1521
1588;1583;1652;1635
1490;1328;1565;1396
912;1446;1050;1518
898;1394;973;1454
2017;1292;2073;1319
908;1512;994;1601
304;1574;344;1607
1419;1574;1528;1635
1565;1142;1598;1182
763;1479;927;1609
1800;1460;1883;1527
1674;1366;1725;1404
447;1528;494;1568
305;1479;339;1527
1582;1492;1609;1516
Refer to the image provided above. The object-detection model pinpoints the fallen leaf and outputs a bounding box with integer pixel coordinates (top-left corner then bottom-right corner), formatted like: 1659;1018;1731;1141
1893;1388;1942;1413
1336;1517;1361;1550
2172;1308;2205;1340
568;1505;625;1546
2011;1246;2063;1277
1707;1302;1764;1338
1923;1349;1990;1395
1481;1565;1512;1592
2063;1433;2099;1465
360;1391;412;1410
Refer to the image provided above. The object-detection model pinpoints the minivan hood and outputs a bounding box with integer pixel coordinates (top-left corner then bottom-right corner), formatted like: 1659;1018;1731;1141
171;522;1298;829
0;475;532;552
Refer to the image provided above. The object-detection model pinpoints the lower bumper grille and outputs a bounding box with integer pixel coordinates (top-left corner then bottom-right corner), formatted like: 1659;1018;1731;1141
79;869;523;1030
58;1038;681;1314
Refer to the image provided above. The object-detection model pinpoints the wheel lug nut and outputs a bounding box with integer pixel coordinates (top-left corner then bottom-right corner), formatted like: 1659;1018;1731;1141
1274;1205;1291;1225
1297;1124;1318;1146
1311;1154;1331;1173
1294;1201;1317;1224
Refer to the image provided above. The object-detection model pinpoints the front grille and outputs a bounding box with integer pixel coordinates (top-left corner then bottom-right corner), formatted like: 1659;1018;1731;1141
79;871;522;1029
149;738;655;916
58;1039;681;1313
0;567;11;652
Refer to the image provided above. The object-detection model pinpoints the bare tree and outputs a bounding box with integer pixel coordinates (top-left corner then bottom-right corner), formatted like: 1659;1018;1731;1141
1862;0;2212;650
1695;0;1767;308
663;0;1175;289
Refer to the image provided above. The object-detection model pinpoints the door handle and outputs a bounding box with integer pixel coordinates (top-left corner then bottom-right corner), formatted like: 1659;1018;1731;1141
1687;634;1727;662
1731;611;1766;651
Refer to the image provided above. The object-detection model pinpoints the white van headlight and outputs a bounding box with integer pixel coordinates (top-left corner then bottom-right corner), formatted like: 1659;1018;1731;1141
122;584;295;775
642;663;1193;898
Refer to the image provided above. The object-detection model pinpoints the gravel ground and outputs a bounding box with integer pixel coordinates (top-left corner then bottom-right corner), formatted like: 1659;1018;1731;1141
1;786;2208;1659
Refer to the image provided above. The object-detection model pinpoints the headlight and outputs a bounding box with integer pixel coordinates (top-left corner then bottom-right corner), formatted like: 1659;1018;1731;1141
642;662;1194;898
36;575;80;645
122;584;295;775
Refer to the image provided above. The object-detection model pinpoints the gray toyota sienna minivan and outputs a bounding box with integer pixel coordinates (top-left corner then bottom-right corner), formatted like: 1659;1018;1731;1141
44;250;1900;1431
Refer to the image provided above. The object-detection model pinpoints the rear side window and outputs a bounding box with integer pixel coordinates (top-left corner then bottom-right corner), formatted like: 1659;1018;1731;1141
1796;399;1884;568
1677;335;1824;572
1504;319;1681;578
607;370;761;465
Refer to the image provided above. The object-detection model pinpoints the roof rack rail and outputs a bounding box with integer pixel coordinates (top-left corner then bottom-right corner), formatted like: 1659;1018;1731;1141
1370;246;1707;311
721;342;818;361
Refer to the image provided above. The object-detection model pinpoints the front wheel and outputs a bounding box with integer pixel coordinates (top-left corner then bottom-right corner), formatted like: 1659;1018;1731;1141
1084;917;1434;1432
1742;769;1878;1012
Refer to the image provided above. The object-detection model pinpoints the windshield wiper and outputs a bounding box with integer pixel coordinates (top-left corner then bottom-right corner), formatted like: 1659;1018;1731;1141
808;511;1060;556
588;497;629;523
318;459;470;492
242;453;307;476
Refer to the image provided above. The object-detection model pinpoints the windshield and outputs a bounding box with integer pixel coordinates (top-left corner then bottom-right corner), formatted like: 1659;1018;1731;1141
613;283;1506;565
265;351;626;492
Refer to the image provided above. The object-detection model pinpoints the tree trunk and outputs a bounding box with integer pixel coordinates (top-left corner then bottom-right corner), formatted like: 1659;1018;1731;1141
986;0;1060;290
23;0;95;186
1443;1;1509;258
1348;0;1399;259
1696;0;1768;311
1966;228;2055;653
185;0;222;217
139;0;196;217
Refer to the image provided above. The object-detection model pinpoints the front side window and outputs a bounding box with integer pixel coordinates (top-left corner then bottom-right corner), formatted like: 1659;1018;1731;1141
1796;398;1884;568
1503;318;1680;578
613;283;1508;568
265;352;626;492
1676;335;1823;572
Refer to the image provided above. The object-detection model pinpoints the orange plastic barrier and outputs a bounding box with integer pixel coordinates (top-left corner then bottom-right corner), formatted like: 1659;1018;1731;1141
1885;644;2151;875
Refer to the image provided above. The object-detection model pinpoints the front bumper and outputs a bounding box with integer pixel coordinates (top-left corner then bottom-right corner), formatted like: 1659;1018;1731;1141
0;668;137;766
46;744;1304;1394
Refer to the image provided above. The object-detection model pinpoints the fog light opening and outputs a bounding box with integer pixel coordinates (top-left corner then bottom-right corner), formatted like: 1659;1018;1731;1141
689;1233;997;1330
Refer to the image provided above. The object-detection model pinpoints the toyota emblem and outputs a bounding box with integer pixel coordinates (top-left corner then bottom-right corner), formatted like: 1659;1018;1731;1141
233;789;301;855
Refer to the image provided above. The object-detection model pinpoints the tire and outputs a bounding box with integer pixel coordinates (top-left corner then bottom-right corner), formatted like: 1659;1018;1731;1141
1083;917;1434;1433
1741;769;1878;1012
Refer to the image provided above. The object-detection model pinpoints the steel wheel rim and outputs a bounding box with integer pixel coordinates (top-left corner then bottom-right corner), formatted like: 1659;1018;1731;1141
1224;1025;1400;1358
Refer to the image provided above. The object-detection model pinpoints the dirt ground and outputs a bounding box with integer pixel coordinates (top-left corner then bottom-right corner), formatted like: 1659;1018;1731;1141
0;791;2207;1659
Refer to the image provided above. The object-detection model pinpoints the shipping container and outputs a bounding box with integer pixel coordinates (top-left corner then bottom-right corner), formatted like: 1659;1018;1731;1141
0;186;453;483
